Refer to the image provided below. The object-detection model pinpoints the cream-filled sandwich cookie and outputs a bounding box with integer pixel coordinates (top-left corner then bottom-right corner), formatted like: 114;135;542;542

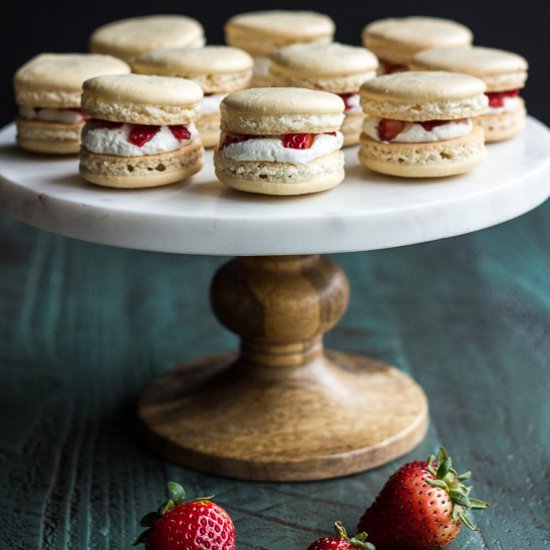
90;15;205;62
13;53;130;154
224;10;335;87
79;74;203;188
358;72;488;178
133;46;253;148
270;42;378;146
411;46;528;142
214;87;345;195
362;16;473;75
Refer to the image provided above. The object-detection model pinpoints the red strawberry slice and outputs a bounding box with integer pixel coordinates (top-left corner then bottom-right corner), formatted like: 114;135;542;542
95;119;123;129
378;119;406;142
128;125;160;147
282;133;314;149
486;89;520;108
339;93;357;111
170;125;191;141
420;120;449;131
379;60;403;75
219;133;253;150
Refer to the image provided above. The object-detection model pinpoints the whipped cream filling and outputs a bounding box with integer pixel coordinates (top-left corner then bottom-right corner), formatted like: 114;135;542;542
199;93;228;116
484;96;521;115
363;117;473;143
253;56;271;78
19;106;86;124
220;132;344;163
81;122;198;157
342;93;362;115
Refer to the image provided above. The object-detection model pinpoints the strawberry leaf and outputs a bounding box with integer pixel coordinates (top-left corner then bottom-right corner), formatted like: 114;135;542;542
167;482;186;504
469;498;489;509
139;512;159;527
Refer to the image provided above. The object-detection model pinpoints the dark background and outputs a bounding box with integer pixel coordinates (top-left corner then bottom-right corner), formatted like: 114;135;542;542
1;0;549;127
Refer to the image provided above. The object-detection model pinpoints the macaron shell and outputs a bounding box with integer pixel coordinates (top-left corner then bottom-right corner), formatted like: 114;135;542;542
358;125;485;177
196;114;222;148
214;150;344;195
16;117;83;154
341;113;365;146
14;53;131;108
81;74;203;125
360;72;487;120
477;98;526;142
80;139;203;188
410;47;528;92
90;15;205;61
362;16;473;64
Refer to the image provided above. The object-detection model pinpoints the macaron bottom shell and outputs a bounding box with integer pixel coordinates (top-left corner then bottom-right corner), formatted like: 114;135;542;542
79;139;203;188
341;112;365;146
16;118;83;154
214;150;344;195
358;125;486;178
477;100;526;142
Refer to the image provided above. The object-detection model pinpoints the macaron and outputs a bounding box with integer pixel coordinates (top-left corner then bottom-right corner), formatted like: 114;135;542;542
90;15;205;62
358;71;488;178
269;42;378;146
410;46;528;142
214;87;345;195
362;16;473;75
79;74;203;188
13;53;130;154
133;46;253;148
224;10;335;86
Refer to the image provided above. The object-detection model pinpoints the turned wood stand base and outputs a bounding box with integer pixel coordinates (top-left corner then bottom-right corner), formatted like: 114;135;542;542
138;255;428;481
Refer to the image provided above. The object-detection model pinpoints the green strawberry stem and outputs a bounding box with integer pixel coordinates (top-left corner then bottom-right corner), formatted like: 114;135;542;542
334;521;376;549
425;447;489;531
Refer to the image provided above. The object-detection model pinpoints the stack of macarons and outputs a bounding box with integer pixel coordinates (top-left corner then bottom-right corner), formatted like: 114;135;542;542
214;87;345;195
90;15;205;62
358;71;488;177
225;10;335;86
79;73;203;188
13;53;130;154
133;46;253;148
410;46;529;142
362;16;473;75
269;43;378;146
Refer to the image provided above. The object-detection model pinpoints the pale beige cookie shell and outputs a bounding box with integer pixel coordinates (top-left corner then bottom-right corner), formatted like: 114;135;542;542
225;10;335;56
359;72;487;121
341;112;365;146
79;139;203;188
410;46;528;92
14;53;131;108
196;113;221;148
214;150;344;195
89;15;205;62
476;98;526;142
221;87;344;134
362;16;473;65
81;74;203;125
16;117;83;154
133;47;253;94
358;125;486;178
270;43;378;78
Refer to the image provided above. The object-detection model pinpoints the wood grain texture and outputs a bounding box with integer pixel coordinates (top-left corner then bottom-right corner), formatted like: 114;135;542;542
0;201;549;548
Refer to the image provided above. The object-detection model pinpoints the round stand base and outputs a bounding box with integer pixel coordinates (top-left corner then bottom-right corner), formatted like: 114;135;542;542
138;349;429;481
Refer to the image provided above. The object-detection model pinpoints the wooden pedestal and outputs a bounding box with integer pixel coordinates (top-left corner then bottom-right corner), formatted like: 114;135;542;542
138;255;428;481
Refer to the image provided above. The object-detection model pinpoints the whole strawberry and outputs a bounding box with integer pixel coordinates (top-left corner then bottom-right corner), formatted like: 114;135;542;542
133;482;236;550
307;521;375;550
358;448;488;549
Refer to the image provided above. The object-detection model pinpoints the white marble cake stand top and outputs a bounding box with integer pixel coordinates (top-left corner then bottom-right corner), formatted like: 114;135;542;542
0;118;549;256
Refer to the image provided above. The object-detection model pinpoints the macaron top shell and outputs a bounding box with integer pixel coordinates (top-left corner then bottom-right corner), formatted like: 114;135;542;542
221;87;345;135
81;74;203;126
14;53;131;108
360;71;488;121
362;16;472;64
271;43;378;77
90;15;205;61
411;46;528;91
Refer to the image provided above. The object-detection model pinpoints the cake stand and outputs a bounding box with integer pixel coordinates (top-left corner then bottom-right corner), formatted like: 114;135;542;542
1;118;549;482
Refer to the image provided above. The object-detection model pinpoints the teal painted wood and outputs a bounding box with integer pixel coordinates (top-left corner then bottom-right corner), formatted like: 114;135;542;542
0;200;549;549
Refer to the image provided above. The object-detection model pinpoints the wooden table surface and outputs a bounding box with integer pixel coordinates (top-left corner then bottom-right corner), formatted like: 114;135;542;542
1;199;549;549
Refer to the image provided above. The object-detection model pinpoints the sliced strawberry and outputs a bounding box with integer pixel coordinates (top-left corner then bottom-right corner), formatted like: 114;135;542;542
486;89;520;108
420;120;449;131
219;133;253;150
170;125;191;141
95;119;123;129
379;60;404;75
339;93;357;111
128;125;160;147
378;119;406;142
282;133;314;149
